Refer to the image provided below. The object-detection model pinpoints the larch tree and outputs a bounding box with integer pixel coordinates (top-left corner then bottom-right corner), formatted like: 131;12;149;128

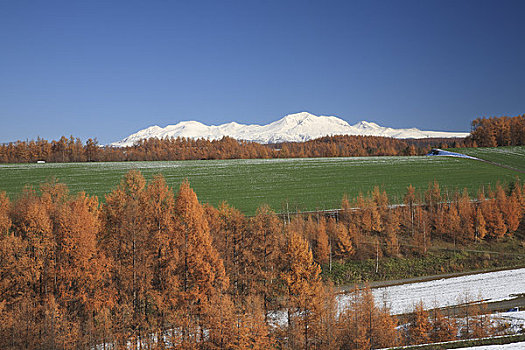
55;192;109;348
303;215;317;245
314;283;340;350
412;206;430;254
9;181;71;348
457;189;475;241
340;194;353;225
213;294;274;350
468;301;491;339
384;210;400;257
372;186;389;222
371;305;399;349
216;201;248;297
403;184;417;237
408;301;431;345
0;192;11;235
425;180;442;230
495;184;514;235
337;285;377;350
143;174;180;337
502;189;522;233
479;189;495;239
474;207;488;240
327;218;353;261
492;208;508;239
174;179;229;346
313;216;330;265
246;205;284;318
101;170;152;345
0;219;35;349
430;309;457;342
11;187;56;309
447;203;462;245
282;228;324;350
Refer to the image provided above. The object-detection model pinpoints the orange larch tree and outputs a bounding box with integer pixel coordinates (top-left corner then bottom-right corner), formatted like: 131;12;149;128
101;170;152;345
173;179;229;347
246;205;285;318
313;216;330;265
0;192;11;235
216;201;248;297
384;210;400;257
457;189;475;241
282;228;324;350
430;309;457;342
403;184;417;238
408;301;431;345
54;192;110;348
143;174;180;337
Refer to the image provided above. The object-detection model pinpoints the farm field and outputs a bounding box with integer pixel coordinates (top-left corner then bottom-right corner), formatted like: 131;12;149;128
0;155;523;214
449;146;525;172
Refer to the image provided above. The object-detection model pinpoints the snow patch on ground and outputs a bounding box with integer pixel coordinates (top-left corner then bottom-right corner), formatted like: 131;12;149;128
338;268;525;315
427;148;479;160
459;341;525;349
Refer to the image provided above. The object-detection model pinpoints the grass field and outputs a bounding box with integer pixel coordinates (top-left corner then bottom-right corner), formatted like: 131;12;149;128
1;155;523;214
448;146;525;172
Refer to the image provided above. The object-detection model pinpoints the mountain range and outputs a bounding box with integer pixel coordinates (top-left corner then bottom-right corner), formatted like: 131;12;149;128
111;112;469;147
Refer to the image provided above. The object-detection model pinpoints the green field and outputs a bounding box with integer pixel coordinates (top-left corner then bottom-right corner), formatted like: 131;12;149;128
1;155;523;214
449;146;525;172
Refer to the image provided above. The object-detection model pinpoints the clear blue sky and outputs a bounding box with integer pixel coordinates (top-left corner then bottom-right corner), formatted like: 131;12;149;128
1;0;524;144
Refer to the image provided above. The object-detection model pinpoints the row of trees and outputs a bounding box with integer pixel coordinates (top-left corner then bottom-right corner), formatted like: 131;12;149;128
0;173;523;349
2;114;524;164
0;135;461;164
0;136;101;163
468;114;525;147
290;180;524;266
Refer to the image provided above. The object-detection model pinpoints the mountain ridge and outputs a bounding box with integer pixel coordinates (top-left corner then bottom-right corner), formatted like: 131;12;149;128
111;112;469;147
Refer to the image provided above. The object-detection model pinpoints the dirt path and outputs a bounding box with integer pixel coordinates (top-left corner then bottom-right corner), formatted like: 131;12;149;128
477;158;525;174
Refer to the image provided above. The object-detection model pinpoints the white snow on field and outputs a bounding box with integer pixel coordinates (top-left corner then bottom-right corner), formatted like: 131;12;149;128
338;268;525;315
459;341;525;349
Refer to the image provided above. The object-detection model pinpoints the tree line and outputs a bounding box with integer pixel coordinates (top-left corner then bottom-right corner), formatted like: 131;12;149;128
467;114;525;147
2;114;524;164
0;135;462;164
0;172;523;349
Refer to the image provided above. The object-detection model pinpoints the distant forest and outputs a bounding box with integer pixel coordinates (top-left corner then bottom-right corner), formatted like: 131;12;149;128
0;134;462;163
1;114;523;164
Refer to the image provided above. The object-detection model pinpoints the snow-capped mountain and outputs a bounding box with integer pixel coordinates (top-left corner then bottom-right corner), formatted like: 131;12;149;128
110;112;469;147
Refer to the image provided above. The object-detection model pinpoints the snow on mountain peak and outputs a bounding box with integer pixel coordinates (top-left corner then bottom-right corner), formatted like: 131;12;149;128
283;111;315;120
354;121;381;129
110;112;469;147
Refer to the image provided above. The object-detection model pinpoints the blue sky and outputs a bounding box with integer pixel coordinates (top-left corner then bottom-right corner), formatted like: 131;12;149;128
1;0;523;144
